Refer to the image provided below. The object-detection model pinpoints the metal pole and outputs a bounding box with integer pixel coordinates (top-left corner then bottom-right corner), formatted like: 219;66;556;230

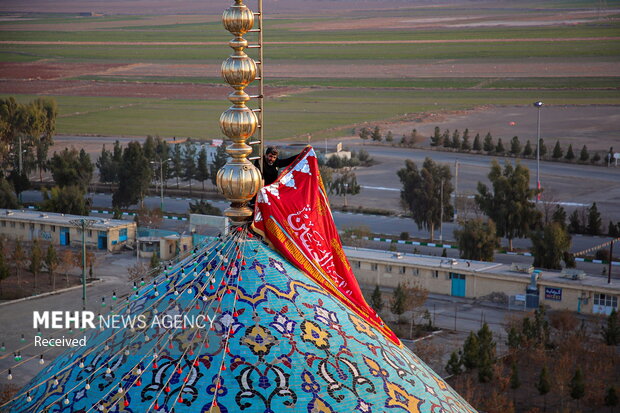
160;161;164;211
609;240;614;284
454;302;457;331
454;160;459;221
18;136;23;203
440;179;444;242
81;220;86;311
534;102;543;202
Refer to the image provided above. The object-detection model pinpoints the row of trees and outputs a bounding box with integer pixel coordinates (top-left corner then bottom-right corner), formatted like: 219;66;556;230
447;307;619;412
429;127;611;165
97;137;228;208
0;96;58;203
0;237;89;297
399;157;617;268
358;126;426;147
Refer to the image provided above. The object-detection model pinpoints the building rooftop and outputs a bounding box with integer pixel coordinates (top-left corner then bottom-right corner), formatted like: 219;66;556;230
0;209;133;230
344;246;619;292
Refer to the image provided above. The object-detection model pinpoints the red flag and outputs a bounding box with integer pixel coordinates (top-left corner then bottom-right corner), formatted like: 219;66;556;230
252;146;400;345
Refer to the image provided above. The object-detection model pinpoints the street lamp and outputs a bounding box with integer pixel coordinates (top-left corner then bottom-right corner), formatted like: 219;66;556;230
150;158;171;211
69;218;98;311
533;101;543;202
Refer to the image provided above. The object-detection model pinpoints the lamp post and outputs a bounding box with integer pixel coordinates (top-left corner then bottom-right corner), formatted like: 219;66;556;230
151;158;171;211
533;101;543;202
69;218;98;311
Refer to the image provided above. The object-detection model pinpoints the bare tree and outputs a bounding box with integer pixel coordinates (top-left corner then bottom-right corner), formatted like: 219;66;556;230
58;249;74;287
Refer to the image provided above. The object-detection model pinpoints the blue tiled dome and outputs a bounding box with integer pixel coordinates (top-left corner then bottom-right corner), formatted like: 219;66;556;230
3;231;475;413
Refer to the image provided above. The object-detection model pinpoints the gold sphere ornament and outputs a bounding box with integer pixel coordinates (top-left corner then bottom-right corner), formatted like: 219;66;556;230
222;1;254;36
220;106;258;141
221;54;257;90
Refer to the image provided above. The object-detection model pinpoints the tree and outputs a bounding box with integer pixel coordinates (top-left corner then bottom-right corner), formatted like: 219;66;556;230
601;309;620;345
568;208;584;234
370;126;382;142
0;177;19;209
522;140;533;157
390;281;427;324
171;143;183;189
45;243;59;290
587;202;602;235
12;240;25;286
32;98;57;182
605;386;619;411
330;170;360;207
461;129;471;151
483;132;494;152
385;131;393;142
472;133;482;151
592;151;602;164
509;136;521;156
579;145;590;162
569;367;585;402
445;351;462;376
49;147;93;191
189;199;222;216
58;249;74;287
530;222;571;270
536;366;551;411
398;157;453;241
451;129;461;149
454;218;499;261
507;326;522;350
183;140;197;195
41;185;91;216
196;147;209;191
142;135;157;162
209;142;228;187
565;144;575;160
495;138;505;154
30;239;43;292
136;205;163;228
552;140;563;159
0;240;9;297
96;145;116;187
113;141;152;208
430;126;442;147
150;251;160;270
477;323;495;383
358;127;370;141
552;205;567;228
442;129;451;148
539;138;547;158
509;361;521;404
461;331;480;370
390;282;406;321
370;285;383;312
609;221;620;238
475;160;541;250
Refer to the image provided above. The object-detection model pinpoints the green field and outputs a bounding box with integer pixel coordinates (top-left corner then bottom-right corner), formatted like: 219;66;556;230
2;3;619;140
9;87;620;140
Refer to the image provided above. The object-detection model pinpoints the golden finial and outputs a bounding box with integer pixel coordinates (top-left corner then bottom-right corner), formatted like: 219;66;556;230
217;0;262;225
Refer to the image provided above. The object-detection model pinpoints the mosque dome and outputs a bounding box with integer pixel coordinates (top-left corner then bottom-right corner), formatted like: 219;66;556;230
2;231;475;413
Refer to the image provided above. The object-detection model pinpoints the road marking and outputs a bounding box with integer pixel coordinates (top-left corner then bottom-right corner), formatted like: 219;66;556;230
361;186;400;192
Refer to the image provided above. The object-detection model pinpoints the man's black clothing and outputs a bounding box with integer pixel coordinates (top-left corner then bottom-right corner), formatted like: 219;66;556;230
255;154;297;186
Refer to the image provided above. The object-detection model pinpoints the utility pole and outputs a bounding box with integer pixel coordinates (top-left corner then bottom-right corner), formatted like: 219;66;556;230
18;136;23;203
440;178;444;242
534;101;543;202
151;158;171;211
69;218;97;311
454;160;459;221
609;240;614;284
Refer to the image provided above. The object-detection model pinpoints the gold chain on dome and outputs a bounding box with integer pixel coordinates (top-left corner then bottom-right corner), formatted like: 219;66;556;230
217;0;262;225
